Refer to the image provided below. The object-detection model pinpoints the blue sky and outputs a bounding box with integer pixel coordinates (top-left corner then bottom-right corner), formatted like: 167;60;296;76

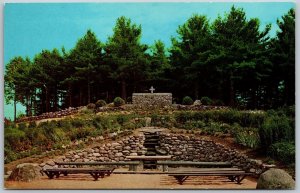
3;2;295;119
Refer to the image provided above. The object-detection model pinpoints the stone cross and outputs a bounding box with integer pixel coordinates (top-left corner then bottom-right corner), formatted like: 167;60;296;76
149;86;155;93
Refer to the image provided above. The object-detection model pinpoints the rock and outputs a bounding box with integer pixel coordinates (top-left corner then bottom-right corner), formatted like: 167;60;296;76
96;136;104;140
174;151;182;155
256;168;295;189
124;146;131;150
130;153;138;156
115;152;123;157
74;155;80;159
193;100;202;106
249;168;256;173
111;142;120;147
83;158;90;162
93;153;101;157
86;148;94;153
109;133;117;138
8;163;42;182
155;147;167;155
46;160;55;166
145;117;151;127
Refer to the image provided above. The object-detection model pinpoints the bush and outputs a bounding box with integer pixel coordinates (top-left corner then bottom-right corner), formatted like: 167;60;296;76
71;118;86;128
234;129;260;149
213;99;224;106
28;121;37;128
201;96;213;105
126;97;132;104
259;115;294;149
113;97;125;107
57;119;72;130
182;96;193;105
268;142;295;164
86;103;96;109
116;114;130;125
18;122;27;130
95;100;107;108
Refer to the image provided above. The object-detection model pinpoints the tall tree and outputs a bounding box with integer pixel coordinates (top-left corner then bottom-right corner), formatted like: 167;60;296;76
147;40;170;90
210;6;271;106
4;56;33;119
270;8;295;106
66;29;103;105
32;49;64;113
105;16;149;100
169;14;211;99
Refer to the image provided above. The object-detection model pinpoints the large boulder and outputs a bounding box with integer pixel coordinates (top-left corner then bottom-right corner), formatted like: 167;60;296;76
256;168;295;189
8;163;42;182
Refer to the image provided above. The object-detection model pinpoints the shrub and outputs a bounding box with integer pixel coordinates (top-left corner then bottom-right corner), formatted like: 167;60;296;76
95;100;107;108
71;118;86;128
123;121;136;130
28;121;37;128
213;99;224;106
18;122;27;130
234;129;260;149
113;97;125;107
259;115;294;149
182;96;193;105
201;96;213;105
57;119;72;130
116;114;130;125
87;103;96;109
268;142;295;164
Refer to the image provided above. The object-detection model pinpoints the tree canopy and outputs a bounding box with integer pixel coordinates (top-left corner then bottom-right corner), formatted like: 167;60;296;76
5;7;295;120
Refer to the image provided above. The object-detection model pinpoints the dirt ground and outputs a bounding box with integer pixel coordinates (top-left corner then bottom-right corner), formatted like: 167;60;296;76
4;173;257;190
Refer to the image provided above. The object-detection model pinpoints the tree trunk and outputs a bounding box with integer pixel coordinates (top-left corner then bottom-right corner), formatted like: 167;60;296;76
121;80;126;100
54;87;58;112
68;84;72;107
26;95;30;116
87;78;91;104
194;79;199;100
229;72;235;106
45;88;50;112
79;88;83;106
14;94;16;121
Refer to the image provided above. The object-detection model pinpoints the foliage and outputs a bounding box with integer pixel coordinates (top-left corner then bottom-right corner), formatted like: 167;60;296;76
259;114;294;149
95;100;107;108
234;129;260;148
4;8;295;118
201;96;213;105
113;97;125;107
268;142;295;164
86;103;96;109
175;109;266;128
182;96;193;105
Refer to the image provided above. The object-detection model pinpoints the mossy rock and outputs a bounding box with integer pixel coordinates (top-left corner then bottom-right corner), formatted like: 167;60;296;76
256;168;295;189
8;163;42;182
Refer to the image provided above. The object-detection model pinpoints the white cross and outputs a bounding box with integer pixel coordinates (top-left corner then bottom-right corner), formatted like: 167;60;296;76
149;86;155;93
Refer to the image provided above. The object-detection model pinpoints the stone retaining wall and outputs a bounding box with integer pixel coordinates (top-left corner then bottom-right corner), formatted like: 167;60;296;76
41;132;263;174
159;133;263;173
40;135;145;169
132;93;172;109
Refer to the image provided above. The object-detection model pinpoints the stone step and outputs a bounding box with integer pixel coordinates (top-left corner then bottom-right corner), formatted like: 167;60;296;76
144;139;159;142
145;152;156;156
144;142;158;146
144;135;159;138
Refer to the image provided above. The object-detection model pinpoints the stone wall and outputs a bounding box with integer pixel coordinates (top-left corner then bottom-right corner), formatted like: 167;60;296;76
159;133;263;173
132;93;172;109
40;132;263;175
40;135;145;169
